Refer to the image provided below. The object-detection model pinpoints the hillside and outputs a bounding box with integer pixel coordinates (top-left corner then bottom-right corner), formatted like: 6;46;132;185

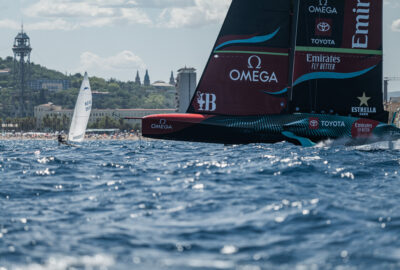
0;56;176;119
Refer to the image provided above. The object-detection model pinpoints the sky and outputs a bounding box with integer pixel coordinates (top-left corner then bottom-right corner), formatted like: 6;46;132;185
0;0;400;91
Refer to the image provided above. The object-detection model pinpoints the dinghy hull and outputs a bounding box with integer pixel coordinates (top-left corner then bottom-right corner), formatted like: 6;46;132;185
142;114;400;146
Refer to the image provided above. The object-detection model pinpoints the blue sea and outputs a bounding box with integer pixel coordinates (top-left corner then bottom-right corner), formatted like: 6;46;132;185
1;140;400;270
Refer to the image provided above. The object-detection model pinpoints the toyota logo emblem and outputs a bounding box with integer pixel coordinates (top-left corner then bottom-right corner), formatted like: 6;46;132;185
317;22;331;32
310;120;319;127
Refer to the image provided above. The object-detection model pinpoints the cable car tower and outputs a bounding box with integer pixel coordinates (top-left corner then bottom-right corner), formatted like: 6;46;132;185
12;24;32;117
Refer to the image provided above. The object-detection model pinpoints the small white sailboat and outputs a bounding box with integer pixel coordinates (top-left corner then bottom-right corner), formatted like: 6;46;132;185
68;72;92;143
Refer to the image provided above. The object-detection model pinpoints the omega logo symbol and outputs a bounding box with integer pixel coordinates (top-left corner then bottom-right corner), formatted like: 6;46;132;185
317;22;331;32
229;55;278;84
247;55;262;69
319;0;328;6
151;119;173;130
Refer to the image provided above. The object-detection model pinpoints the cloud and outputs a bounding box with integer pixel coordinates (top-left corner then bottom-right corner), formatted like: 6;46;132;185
0;19;20;30
384;0;400;7
130;0;195;8
157;0;231;28
0;0;231;31
392;19;400;32
27;0;115;18
21;0;151;30
76;50;146;79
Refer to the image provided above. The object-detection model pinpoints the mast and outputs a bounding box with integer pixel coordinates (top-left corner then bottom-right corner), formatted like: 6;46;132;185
288;0;300;103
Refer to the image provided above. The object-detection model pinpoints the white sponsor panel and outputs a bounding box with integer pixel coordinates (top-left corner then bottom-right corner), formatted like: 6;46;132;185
197;92;217;112
151;119;173;130
351;107;377;116
311;38;336;46
321;121;345;127
307;53;341;71
308;0;338;14
352;93;376;116
352;1;370;49
317;21;331;32
229;55;279;84
310;119;319;128
354;122;373;133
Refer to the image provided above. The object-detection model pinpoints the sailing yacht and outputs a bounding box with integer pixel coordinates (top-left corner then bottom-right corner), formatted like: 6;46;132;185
139;0;400;146
68;72;92;143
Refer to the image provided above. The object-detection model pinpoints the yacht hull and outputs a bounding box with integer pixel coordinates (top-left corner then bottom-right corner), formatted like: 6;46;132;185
142;113;400;146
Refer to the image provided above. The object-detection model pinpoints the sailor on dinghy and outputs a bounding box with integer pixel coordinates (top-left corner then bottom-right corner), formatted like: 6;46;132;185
57;72;92;146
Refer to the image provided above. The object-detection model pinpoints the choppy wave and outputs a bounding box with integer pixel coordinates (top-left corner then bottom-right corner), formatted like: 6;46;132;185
1;140;400;270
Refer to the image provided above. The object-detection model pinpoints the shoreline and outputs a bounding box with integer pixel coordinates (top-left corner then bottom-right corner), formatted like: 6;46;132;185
1;132;144;141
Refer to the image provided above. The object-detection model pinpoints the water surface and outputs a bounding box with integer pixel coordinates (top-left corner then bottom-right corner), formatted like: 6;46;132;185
0;140;399;269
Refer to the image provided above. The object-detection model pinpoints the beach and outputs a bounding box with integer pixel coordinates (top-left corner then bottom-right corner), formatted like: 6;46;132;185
0;131;143;141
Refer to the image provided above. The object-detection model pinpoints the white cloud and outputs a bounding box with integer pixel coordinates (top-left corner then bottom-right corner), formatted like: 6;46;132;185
29;19;78;31
130;0;195;8
392;19;400;32
21;0;151;30
384;0;400;7
27;0;115;18
1;0;230;31
118;8;152;25
158;0;231;28
76;50;146;79
0;19;20;30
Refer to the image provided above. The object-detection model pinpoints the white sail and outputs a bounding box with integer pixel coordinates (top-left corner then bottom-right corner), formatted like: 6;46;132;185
68;72;92;142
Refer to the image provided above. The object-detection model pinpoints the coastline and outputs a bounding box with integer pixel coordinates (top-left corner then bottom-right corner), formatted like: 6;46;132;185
0;132;144;141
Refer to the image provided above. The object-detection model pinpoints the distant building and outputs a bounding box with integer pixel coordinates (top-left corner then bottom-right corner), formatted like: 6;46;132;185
176;67;197;113
135;71;141;85
169;71;175;86
144;70;150;86
0;68;10;75
151;80;174;90
386;96;400;127
34;102;175;129
29;79;71;92
92;91;110;103
13;25;32;117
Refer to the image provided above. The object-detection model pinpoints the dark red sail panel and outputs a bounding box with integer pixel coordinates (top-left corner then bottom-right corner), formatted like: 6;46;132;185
342;0;382;51
290;0;385;122
187;0;291;116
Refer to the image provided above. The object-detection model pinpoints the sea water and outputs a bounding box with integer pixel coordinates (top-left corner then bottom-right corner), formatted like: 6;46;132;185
0;140;400;270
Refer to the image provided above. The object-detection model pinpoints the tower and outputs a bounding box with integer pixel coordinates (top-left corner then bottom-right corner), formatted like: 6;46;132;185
144;70;150;86
176;67;196;113
12;25;32;117
169;71;175;86
135;70;141;85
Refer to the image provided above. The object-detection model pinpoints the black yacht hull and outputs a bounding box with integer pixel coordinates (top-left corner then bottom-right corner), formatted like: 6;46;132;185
142;113;400;146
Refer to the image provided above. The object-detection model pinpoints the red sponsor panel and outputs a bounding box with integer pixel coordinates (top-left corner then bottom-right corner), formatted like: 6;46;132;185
351;119;379;138
342;0;382;50
142;114;213;135
191;48;289;116
309;118;319;130
293;51;381;82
